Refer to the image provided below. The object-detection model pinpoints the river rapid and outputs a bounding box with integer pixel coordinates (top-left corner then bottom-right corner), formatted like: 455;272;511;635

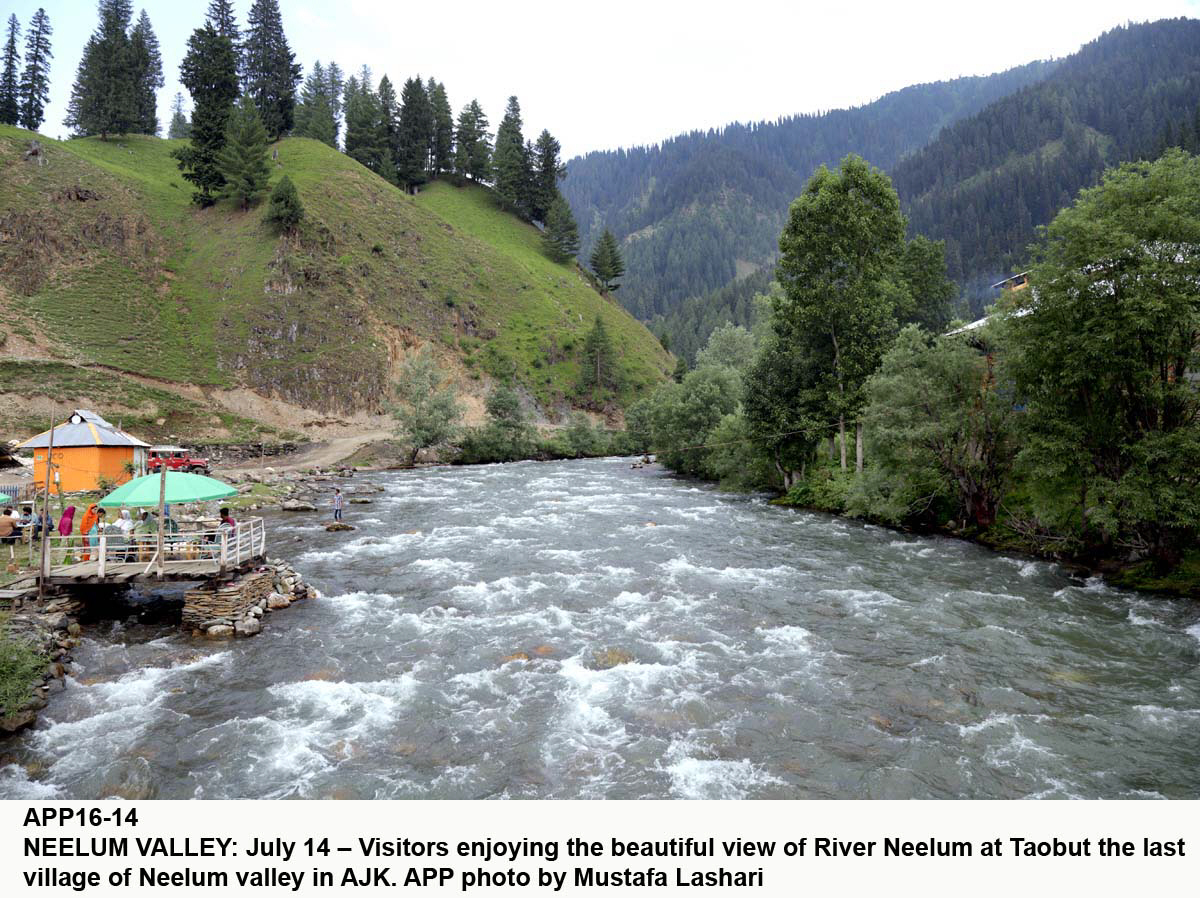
2;458;1199;799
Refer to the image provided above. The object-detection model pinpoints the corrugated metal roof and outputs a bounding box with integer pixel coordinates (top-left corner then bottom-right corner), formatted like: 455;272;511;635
18;409;152;449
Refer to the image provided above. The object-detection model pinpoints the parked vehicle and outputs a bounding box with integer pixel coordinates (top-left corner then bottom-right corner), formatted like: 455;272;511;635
147;445;210;475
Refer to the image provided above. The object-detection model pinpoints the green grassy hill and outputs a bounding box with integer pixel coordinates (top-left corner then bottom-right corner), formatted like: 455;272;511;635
0;125;672;442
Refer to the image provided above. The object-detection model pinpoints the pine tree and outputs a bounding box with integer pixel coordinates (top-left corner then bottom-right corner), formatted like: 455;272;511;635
0;15;20;127
343;69;392;180
264;173;303;233
326;61;344;145
293;60;335;146
396;75;432;191
129;10;163;135
167;91;190;138
579;315;618;395
218;93;270;209
66;1;133;138
428;79;453;178
531;129;564;223
241;0;300;139
454;99;490;182
377;73;399;180
590;230;625;292
205;0;239;41
18;7;51;131
174;22;239;205
541;194;580;263
492;95;531;215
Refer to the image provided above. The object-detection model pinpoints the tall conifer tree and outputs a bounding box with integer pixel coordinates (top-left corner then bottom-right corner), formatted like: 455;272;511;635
18;7;51;131
294;60;335;146
377;73;399;180
66;0;133;138
396;75;432;191
174;22;238;205
241;0;300;139
493;95;530;214
531;129;564;223
343;68;392;180
541;195;580;263
326;61;344;145
428;79;453;178
0;15;21;127
205;0;239;41
590;230;625;292
129;10;163;134
454;99;490;183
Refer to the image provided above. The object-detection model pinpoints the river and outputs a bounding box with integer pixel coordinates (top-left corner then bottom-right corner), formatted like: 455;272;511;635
2;458;1199;799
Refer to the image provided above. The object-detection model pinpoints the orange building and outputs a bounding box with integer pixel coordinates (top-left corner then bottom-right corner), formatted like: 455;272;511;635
19;410;150;494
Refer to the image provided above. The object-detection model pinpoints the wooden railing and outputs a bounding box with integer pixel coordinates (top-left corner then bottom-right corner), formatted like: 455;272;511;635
35;517;267;579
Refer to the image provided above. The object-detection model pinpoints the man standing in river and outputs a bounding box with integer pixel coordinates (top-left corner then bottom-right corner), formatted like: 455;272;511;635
332;488;344;522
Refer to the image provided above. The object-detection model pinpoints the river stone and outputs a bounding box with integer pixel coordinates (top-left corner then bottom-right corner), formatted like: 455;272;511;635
235;617;262;637
349;498;372;505
267;593;291;610
0;710;37;734
205;624;234;638
281;500;317;511
325;522;355;532
41;613;69;631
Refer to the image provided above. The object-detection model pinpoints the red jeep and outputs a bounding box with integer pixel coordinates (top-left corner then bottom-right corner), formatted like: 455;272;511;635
148;445;210;475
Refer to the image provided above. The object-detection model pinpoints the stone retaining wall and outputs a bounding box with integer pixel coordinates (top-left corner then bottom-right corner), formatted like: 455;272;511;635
182;571;272;628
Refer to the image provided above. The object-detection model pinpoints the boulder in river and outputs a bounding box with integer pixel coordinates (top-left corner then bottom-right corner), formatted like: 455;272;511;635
281;500;318;512
205;624;234;639
235;617;262;637
267;592;291;610
325;522;355;532
349;498;372;505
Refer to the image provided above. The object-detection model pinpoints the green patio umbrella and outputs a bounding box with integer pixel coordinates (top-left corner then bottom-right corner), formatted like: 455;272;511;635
97;472;237;507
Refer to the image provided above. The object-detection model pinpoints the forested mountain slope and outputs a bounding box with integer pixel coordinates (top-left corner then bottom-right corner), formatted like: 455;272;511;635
563;60;1056;319
0;127;671;440
892;18;1200;312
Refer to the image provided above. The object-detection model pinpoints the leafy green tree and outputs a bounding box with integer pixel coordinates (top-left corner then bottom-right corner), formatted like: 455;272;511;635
241;0;300;139
589;229;625;292
0;15;20;127
1005;149;1200;568
167;91;190;138
896;235;958;332
564;412;600;458
454;99;490;182
217;93;270;209
742;325;830;488
531;129;564;223
458;385;536;463
853;325;1017;527
541;195;580;263
393;347;462;465
672;356;687;383
174;22;238;205
17;7;50;131
624;397;654;453
396;75;432;191
129;10;163;135
428;79;453;177
293;60;335;146
694;322;756;375
650;366;741;476
579;315;619;397
264;173;303;233
492;95;531;213
776;154;907;471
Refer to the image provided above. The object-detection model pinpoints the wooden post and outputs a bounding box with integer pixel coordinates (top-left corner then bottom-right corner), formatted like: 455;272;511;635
98;534;107;579
36;409;55;603
155;465;167;578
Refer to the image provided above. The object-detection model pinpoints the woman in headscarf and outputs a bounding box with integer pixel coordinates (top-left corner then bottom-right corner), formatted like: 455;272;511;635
78;503;99;560
57;505;75;539
115;509;135;560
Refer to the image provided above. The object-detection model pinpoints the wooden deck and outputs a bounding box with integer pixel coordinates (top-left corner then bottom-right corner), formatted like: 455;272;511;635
45;558;259;585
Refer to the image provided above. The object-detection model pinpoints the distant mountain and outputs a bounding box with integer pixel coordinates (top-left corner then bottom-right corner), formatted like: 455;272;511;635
563;60;1057;320
892;18;1200;313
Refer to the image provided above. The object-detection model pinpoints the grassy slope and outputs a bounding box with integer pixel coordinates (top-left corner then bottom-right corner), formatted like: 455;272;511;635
0;125;671;439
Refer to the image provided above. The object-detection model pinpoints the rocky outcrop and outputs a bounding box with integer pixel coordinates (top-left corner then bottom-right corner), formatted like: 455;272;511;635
1;606;78;735
190;559;317;639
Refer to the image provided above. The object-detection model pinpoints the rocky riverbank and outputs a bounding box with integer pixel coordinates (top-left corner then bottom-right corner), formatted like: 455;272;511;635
0;600;81;735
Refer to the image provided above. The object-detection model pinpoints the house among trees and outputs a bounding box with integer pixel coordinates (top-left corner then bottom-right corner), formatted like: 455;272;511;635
18;410;151;493
991;271;1031;292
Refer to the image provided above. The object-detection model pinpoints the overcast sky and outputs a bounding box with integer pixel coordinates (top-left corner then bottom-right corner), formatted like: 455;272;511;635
10;0;1200;158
